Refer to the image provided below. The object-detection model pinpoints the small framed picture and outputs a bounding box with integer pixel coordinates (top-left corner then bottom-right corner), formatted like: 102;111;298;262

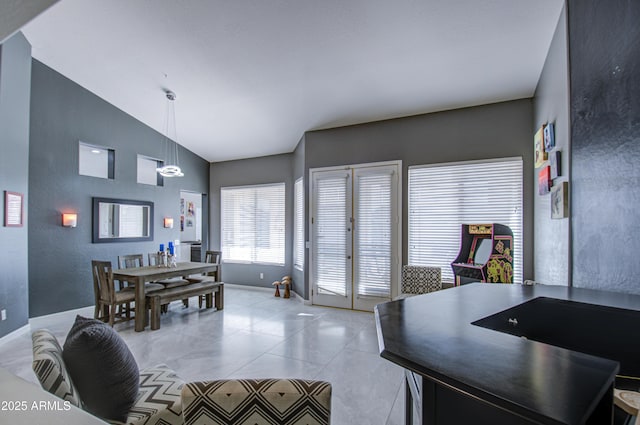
549;150;561;179
551;182;569;219
534;125;547;168
544;122;555;151
4;191;24;227
538;166;551;195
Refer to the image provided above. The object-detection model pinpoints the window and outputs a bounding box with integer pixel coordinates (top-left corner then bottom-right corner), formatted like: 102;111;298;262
408;157;523;284
293;178;305;270
79;141;114;179
137;155;163;186
221;183;285;265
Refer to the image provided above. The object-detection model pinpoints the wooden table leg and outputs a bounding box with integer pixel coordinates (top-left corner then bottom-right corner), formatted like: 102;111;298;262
215;284;224;310
150;295;161;330
134;277;146;332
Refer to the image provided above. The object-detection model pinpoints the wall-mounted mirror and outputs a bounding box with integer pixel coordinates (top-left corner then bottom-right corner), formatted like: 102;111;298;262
92;197;154;243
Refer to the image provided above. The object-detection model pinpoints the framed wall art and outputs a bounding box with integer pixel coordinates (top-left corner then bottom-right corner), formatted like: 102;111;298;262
550;150;561;179
534;125;547;168
4;191;24;227
551;182;569;219
544;122;555;151
538;166;551;195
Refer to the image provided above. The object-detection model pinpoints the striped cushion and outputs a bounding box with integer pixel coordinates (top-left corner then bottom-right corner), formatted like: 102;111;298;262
31;329;81;407
181;379;331;425
108;365;184;425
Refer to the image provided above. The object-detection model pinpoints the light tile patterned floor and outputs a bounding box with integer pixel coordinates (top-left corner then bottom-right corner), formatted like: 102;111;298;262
0;284;406;424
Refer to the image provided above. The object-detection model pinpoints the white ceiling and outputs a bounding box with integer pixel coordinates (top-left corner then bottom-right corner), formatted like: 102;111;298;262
21;0;564;162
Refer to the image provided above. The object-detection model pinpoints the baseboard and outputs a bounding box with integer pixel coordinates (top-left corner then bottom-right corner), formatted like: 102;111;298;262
0;323;30;345
29;304;94;329
223;283;311;304
291;290;311;305
222;283;273;292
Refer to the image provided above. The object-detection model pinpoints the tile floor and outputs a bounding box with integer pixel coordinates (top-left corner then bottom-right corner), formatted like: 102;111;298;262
0;284;406;424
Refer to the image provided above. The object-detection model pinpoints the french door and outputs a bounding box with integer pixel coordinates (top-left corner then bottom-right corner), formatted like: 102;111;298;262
310;162;401;311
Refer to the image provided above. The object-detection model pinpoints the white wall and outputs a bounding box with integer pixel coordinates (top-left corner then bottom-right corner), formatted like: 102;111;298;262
180;191;202;242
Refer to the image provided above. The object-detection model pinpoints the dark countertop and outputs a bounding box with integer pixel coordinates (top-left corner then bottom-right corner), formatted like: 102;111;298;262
375;283;640;424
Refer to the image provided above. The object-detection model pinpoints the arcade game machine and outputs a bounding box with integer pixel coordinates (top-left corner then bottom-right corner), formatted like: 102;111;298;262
451;223;513;286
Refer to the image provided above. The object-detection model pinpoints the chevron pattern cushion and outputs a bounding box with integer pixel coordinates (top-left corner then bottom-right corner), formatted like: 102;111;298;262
181;379;332;425
401;265;442;295
108;365;184;425
32;329;82;407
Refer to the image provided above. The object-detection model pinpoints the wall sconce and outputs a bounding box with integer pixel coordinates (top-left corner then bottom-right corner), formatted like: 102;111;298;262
164;217;174;228
62;213;78;228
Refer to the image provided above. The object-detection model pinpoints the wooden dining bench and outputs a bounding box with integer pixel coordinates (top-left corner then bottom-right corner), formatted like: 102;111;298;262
148;282;224;330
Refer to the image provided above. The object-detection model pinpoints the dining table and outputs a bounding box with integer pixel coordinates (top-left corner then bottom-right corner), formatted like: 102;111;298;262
112;261;220;331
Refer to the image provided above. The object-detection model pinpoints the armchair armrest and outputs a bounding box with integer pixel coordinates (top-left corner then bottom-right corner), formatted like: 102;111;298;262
181;379;331;425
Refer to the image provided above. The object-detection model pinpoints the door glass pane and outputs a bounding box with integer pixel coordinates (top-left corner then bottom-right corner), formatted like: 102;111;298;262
355;171;392;298
315;176;348;296
293;178;304;270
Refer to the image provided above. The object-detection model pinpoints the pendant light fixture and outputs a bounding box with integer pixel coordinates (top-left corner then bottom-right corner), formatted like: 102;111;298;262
156;89;184;177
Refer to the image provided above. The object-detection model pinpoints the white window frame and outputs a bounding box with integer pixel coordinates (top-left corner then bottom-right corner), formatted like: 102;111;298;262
408;157;523;284
221;182;286;266
293;178;305;271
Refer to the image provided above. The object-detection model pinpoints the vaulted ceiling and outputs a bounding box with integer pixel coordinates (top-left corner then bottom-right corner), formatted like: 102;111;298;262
21;0;564;162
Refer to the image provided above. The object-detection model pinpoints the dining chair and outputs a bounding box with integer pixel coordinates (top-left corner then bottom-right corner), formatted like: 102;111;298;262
117;254;165;316
188;250;221;283
118;253;144;268
119;254;166;290
91;260;137;326
147;252;191;288
187;250;221;308
147;252;191;310
117;254;144;289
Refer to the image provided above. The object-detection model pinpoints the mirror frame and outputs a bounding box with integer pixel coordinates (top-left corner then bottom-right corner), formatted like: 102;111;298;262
92;197;154;243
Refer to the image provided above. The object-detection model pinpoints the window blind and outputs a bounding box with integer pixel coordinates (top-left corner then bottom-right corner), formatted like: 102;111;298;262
221;183;285;265
293;178;304;270
355;171;392;298
314;174;349;297
408;158;523;284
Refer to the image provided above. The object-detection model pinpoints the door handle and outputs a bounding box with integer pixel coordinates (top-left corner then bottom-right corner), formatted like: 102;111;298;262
346;255;351;260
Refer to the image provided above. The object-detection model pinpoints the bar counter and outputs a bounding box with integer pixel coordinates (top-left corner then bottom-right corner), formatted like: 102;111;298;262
375;283;640;424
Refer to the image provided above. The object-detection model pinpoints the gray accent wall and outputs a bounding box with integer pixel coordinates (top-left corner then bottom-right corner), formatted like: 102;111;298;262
209;100;534;300
532;5;571;286
0;33;31;337
303;99;535;297
29;60;210;317
209;154;294;289
568;0;640;293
